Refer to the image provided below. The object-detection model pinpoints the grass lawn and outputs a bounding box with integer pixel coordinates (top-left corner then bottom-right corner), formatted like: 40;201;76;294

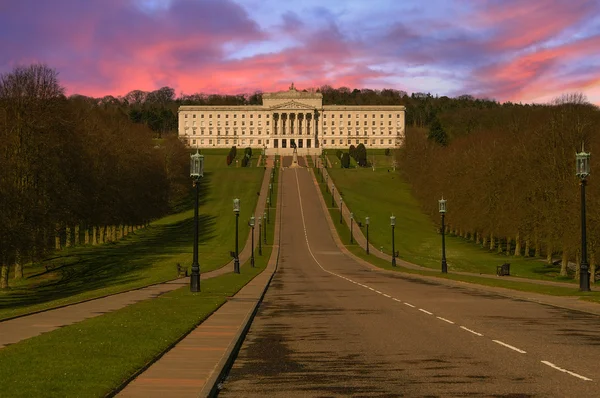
0;150;265;320
0;252;271;398
320;158;586;286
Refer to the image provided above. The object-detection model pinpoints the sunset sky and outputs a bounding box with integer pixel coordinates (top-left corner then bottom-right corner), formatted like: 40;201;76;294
1;0;599;104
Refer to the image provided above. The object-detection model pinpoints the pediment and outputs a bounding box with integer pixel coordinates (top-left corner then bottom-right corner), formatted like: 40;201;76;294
269;101;316;111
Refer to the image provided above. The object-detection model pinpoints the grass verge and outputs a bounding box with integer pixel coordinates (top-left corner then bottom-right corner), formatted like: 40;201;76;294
0;250;271;398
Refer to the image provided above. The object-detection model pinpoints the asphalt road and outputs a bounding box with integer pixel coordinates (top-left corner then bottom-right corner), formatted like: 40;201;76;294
219;161;599;397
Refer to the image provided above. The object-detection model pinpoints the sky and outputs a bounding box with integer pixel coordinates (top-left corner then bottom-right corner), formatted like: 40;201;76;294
1;0;599;105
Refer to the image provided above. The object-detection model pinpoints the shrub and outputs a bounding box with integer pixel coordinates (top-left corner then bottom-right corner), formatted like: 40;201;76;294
341;152;350;168
226;154;232;166
336;149;343;160
349;144;357;160
384;148;391;156
355;143;367;167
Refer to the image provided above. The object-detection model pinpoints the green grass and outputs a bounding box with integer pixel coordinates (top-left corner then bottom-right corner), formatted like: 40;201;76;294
321;159;586;286
0;252;271;398
0;150;265;320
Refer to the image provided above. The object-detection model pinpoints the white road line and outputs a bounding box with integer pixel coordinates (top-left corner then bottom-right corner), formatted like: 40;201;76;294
392;298;401;302
374;290;381;294
436;316;454;324
383;294;391;298
492;340;526;353
460;326;483;337
541;360;592;381
404;303;415;308
419;309;433;315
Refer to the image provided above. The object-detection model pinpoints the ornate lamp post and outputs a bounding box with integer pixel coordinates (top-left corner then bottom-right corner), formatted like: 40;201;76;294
390;215;396;267
189;150;204;292
271;171;274;182
266;197;270;223
577;145;591;291
258;216;262;256
269;183;273;204
325;174;329;193
331;185;335;207
339;196;343;224
263;211;267;244
233;198;240;274
350;213;354;244
249;215;255;267
439;198;447;274
365;216;370;254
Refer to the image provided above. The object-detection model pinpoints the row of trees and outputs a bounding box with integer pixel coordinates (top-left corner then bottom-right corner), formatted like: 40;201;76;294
0;64;190;289
398;97;600;280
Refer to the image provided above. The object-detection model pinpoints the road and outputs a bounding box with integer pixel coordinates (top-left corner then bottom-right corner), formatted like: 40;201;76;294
219;160;598;397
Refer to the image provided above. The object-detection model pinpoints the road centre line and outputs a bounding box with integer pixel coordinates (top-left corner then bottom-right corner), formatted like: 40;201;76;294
436;316;455;324
404;303;415;308
541;360;592;381
460;326;483;336
419;309;433;315
492;340;526;353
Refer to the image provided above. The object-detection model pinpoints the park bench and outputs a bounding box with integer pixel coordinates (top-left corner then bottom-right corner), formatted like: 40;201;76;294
496;263;510;276
176;263;188;277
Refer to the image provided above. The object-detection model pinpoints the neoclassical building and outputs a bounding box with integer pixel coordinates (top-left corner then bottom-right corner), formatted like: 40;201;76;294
178;84;405;155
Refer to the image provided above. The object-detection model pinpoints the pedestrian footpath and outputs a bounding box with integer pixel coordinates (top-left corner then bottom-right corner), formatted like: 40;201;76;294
314;161;600;316
116;158;283;398
0;159;275;349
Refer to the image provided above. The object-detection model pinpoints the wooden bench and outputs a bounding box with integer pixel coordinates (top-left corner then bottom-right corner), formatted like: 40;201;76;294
496;263;510;276
176;263;188;277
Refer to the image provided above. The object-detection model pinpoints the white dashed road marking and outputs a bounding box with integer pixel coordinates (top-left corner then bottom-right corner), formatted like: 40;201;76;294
437;316;454;324
492;340;526;353
404;303;415;308
541;361;592;381
460;326;483;337
419;309;433;315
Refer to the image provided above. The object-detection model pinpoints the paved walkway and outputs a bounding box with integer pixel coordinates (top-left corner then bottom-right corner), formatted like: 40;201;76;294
315;161;600;315
116;160;283;398
0;159;276;349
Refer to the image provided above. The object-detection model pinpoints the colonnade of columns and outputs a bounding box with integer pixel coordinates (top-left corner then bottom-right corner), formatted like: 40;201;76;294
272;112;317;137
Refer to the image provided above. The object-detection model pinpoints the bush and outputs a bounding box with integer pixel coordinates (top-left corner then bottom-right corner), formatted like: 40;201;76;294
244;147;252;158
349;144;357;160
226;154;232;166
227;146;237;166
341;152;350;168
355;143;367;167
384;148;391;156
336;149;343;160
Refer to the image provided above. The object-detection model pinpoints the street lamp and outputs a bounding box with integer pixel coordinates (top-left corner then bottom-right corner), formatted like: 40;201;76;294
325;174;329;193
258;216;262;255
263;211;267;244
439;198;447;274
577;145;591;291
233;198;240;274
249;215;255;267
271;170;274;182
365;216;370;254
390;215;396;267
189;150;204;292
350;213;354;243
266;197;270;223
269;183;273;204
331;185;335;207
339;196;343;224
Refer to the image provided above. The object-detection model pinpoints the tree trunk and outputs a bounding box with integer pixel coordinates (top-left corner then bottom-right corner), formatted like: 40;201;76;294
524;239;530;257
514;233;521;256
575;251;581;281
591;252;596;284
92;226;98;245
0;263;9;289
84;227;90;245
476;232;481;245
74;225;80;246
560;250;569;276
14;250;23;280
65;226;71;248
534;237;540;257
497;237;504;254
99;226;105;244
546;244;553;264
112;225;116;241
482;236;488;248
489;233;495;251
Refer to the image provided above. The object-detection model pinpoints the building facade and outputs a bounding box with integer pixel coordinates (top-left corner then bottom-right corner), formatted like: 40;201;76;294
178;84;406;155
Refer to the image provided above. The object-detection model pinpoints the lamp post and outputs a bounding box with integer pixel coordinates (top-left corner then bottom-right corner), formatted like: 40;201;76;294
439;198;447;274
577;145;591;292
267;197;270;223
189;150;204;292
350;213;354;244
339;196;343;224
233;199;240;274
325;174;329;193
258;216;262;256
365;216;370;254
331;185;335;207
263;211;267;244
390;215;396;267
271;170;274;182
249;215;255;267
269;183;273;204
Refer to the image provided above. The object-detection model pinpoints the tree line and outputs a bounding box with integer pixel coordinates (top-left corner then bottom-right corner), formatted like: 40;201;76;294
398;95;600;281
0;64;190;289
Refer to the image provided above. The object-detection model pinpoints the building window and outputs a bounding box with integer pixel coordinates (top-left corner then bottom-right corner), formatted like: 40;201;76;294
218;114;221;118
258;139;262;144
192;139;196;144
193;114;196;118
201;114;204;118
364;121;367;126
258;114;261;118
209;139;213;144
242;114;245;118
323;139;327;145
307;139;311;148
209;114;212;118
201;139;204;144
380;139;384;144
185;114;188;118
267;121;270;126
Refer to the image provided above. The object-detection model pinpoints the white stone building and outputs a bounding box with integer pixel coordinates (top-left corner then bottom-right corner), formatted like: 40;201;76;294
178;84;405;155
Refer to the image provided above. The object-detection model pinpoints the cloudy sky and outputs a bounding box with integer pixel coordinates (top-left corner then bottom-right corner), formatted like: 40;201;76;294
1;0;599;104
